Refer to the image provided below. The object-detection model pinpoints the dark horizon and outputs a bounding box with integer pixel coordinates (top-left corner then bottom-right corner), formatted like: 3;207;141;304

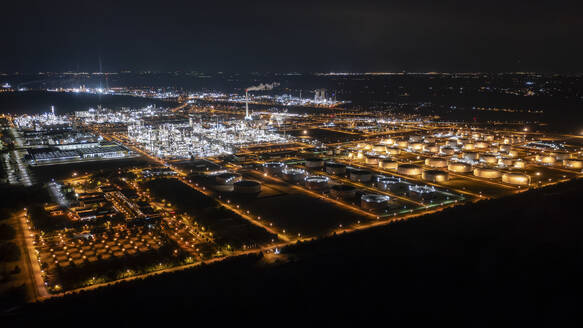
2;0;582;73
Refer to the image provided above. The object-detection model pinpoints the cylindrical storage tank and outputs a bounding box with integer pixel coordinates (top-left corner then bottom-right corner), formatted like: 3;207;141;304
234;180;261;194
425;157;448;168
473;167;502;179
422;170;449;182
380;138;394;145
423;144;439;153
480;154;498;164
458;138;471;146
365;155;380;165
396;140;409;149
463;151;480;161
553;152;570;161
475;141;489;149
282;168;306;182
448;162;472;173
350;169;372;183
507;150;518;158
361;194;390;210
513;160;526;169
379;158;398;170
305;157;325;169
409;135;423;143
372;144;387;153
386;147;401;155
397;164;422;176
440;147;456;155
215;172;242;185
330;184;357;199
535;155;556;165
263;162;285;175
409;142;424;152
325;162;347;175
377;177;407;192
563;159;583;169
499;158;514;166
304;175;330;190
502;173;530;186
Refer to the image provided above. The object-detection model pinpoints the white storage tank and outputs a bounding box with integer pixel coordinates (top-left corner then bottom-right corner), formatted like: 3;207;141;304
380;138;395;145
409;142;424;152
377;176;408;192
263;162;285;175
304;175;330;190
473;167;502;179
282;168;306;182
372;144;387;153
379;158;398;170
440;147;456;155
365;155;380;165
396;140;409;149
499;157;514;166
397;164;422;176
422;170;449;183
463;151;480;161
409;135;423;143
448;162;472;173
563;159;583;169
423;144;439;153
215;172;242;185
480;154;498;164
425;157;448;168
502;173;530;186
513;160;526;169
474;141;489;149
535;155;556;165
386;147;402;155
361;194;390;210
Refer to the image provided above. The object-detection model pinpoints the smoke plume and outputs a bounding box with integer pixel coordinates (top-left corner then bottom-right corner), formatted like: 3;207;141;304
246;82;280;92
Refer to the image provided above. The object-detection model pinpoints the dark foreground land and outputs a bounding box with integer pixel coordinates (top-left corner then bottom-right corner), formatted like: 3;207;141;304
3;179;583;326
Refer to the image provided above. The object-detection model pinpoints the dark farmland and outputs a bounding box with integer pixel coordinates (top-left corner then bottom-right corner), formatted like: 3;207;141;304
9;178;583;326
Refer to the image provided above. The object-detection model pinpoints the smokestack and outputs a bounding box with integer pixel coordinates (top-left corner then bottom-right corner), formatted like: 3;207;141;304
244;82;279;120
245;90;251;120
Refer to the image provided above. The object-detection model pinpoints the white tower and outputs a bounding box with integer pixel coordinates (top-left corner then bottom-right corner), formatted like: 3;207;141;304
51;106;55;116
245;90;252;120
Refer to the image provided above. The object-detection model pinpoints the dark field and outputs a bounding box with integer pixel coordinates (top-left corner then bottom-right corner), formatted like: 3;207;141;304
143;178;276;248
30;158;152;184
9;178;583;326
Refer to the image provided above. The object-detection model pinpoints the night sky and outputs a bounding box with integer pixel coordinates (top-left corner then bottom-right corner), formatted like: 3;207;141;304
2;0;582;73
